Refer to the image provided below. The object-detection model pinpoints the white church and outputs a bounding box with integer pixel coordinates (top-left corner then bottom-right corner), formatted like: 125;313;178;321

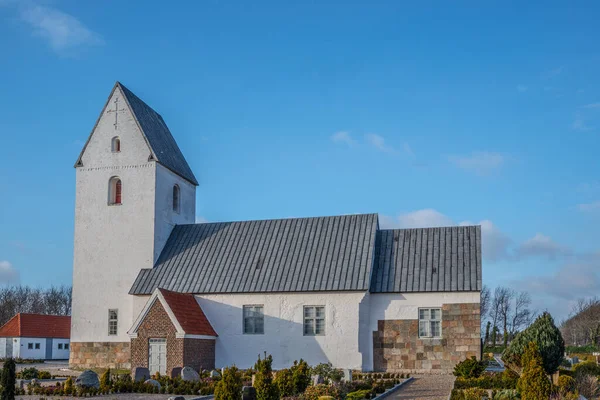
70;82;482;375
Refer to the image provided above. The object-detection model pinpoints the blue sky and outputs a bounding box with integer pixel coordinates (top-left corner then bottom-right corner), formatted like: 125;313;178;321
0;0;599;319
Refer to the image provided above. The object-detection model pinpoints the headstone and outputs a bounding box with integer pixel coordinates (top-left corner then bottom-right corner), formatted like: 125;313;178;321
181;366;200;382
343;369;352;382
133;367;150;382
168;397;186;400
171;367;182;379
242;386;257;400
311;375;323;385
571;356;579;365
210;369;220;378
144;379;161;389
75;370;100;389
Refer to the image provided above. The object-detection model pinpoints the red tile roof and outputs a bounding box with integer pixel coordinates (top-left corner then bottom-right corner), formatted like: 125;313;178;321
0;314;71;339
158;289;217;337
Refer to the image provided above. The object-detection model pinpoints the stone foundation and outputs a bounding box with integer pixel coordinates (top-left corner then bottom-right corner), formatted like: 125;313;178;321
373;303;480;373
130;299;215;374
69;342;131;369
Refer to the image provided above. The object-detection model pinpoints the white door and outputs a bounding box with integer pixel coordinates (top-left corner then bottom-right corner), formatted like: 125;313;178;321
148;338;167;375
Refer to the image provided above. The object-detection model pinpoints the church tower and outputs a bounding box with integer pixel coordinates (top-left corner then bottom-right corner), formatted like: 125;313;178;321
70;82;198;368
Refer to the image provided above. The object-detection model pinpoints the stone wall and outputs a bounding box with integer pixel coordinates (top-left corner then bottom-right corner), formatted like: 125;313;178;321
69;342;131;369
130;299;214;374
373;302;480;373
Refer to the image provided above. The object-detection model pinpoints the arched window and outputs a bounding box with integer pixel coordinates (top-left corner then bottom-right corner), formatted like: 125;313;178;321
111;136;121;152
172;185;180;213
109;177;122;205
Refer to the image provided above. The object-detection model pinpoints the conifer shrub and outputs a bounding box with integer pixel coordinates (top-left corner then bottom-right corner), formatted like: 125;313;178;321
64;376;74;395
517;342;552;400
453;356;487;378
303;384;341;400
100;368;111;394
503;312;564;375
557;375;576;396
214;365;243;400
254;353;279;400
0;358;16;400
275;368;294;398
290;359;311;394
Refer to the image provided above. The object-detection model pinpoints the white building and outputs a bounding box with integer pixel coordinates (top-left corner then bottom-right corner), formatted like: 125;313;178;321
70;82;482;375
0;314;71;360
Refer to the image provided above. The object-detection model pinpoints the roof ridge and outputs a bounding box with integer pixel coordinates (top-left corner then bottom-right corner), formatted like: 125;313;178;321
378;224;481;232
183;212;380;227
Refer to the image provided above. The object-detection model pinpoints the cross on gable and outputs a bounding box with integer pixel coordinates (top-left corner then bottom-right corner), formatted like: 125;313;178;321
106;97;127;130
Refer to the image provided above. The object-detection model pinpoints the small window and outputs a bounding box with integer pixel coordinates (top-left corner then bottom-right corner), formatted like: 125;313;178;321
64;343;69;350
243;305;264;334
419;308;442;338
28;343;33;349
58;343;63;350
109;177;122;205
108;309;118;335
172;185;180;213
111;136;121;152
35;343;40;349
303;306;325;336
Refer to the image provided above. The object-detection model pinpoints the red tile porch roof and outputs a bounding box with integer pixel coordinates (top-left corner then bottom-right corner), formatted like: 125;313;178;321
0;313;71;339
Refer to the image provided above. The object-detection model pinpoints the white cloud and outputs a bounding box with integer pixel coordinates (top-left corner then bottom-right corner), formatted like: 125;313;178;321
583;103;600;109
572;113;592;131
381;209;454;229
517;85;528;93
461;219;512;262
577;201;600;212
196;216;209;223
13;3;104;54
331;131;356;146
0;261;20;284
365;133;397;154
448;151;505;176
542;66;564;79
515;233;570;260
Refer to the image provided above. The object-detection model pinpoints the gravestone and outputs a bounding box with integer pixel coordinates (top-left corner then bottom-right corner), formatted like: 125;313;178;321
242;386;257;400
311;375;323;385
75;370;100;389
343;369;352;382
134;367;150;382
144;379;161;389
168;397;186;400
181;366;200;381
171;367;182;379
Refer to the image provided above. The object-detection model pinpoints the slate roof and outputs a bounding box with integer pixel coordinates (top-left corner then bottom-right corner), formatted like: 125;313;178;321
129;214;482;295
130;214;379;295
75;82;198;186
370;226;482;293
158;289;217;336
0;314;71;339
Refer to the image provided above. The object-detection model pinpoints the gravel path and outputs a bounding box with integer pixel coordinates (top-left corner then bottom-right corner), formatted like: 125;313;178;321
391;374;455;400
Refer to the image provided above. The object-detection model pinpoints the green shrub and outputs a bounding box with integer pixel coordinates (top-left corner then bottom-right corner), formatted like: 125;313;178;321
310;363;344;384
291;359;311;394
254;353;279;400
503;312;565;375
453;372;517;390
453;357;487;378
566;345;600;354
275;368;294;398
303;384;341;400
18;367;39;380
493;389;519;400
449;388;488;400
1;358;16;400
214;366;243;400
100;368;111;393
37;370;51;379
572;361;600;378
557;375;576;396
318;396;335;400
517;342;552;400
64;376;74;395
346;389;372;400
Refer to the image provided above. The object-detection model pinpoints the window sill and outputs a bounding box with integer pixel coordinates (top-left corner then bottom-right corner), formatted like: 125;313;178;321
108;203;123;206
111;151;121;153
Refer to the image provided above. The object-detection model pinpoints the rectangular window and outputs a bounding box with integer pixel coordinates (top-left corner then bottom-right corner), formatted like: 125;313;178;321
418;308;442;338
58;343;63;350
65;343;69;350
35;343;40;349
28;343;33;349
303;306;325;336
243;305;264;334
108;309;118;336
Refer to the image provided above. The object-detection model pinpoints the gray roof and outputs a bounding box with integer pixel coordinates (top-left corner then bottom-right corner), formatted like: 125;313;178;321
130;214;379;295
370;226;482;293
75;82;198;186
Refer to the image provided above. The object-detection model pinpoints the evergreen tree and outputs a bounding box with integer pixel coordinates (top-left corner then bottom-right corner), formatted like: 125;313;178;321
100;368;111;394
214;365;243;400
1;357;16;400
290;359;311;394
503;312;565;375
254;353;279;400
491;325;498;347
517;342;552;400
484;321;491;347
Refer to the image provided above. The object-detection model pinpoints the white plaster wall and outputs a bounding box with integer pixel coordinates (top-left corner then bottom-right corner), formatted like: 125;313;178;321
133;291;367;370
17;338;46;359
361;291;481;370
72;86;159;343
0;338;6;358
52;339;71;360
154;164;196;263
